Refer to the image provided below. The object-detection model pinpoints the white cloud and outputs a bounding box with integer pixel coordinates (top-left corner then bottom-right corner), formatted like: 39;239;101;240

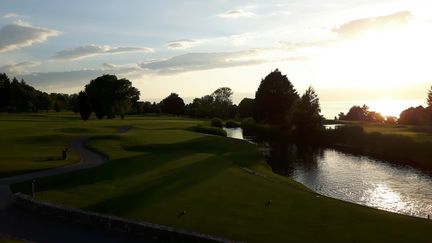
278;11;413;53
0;20;60;52
218;9;255;19
333;11;412;38
3;13;20;19
166;39;201;50
0;61;40;73
53;44;154;60
139;49;304;74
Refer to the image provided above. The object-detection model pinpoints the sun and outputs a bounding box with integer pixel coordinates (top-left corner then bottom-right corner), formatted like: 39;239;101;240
310;19;431;89
368;98;406;117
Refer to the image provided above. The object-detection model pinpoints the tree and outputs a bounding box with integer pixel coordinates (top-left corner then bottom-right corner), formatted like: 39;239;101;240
427;86;432;110
160;93;185;115
293;87;323;134
0;73;10;109
78;91;91;121
211;87;233;118
399;106;430;125
84;74;140;119
344;105;369;121
366;111;385;123
254;69;299;124
36;92;51;112
238;98;254;118
68;94;80;114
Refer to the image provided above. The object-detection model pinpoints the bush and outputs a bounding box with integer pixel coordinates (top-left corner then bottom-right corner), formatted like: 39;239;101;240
210;117;224;128
241;117;256;130
225;120;240;128
189;125;227;137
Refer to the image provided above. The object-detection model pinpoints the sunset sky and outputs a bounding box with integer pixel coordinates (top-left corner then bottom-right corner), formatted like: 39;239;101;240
1;0;431;118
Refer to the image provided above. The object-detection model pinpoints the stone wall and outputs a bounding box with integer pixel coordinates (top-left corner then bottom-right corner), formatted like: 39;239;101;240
13;193;237;243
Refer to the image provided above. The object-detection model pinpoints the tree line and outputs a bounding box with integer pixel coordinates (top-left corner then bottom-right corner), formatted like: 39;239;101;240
0;70;324;135
0;73;79;113
337;86;432;126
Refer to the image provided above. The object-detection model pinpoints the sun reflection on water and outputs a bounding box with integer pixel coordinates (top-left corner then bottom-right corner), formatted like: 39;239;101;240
362;184;409;214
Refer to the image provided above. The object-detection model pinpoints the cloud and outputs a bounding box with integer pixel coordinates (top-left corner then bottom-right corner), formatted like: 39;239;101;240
218;9;255;19
279;11;412;53
53;44;154;60
0;61;40;73
333;11;412;38
139;49;304;74
14;62;143;93
139;50;262;74
166;39;200;50
0;21;60;52
3;13;20;19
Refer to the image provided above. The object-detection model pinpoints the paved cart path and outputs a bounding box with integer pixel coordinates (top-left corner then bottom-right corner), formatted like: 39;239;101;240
0;126;152;242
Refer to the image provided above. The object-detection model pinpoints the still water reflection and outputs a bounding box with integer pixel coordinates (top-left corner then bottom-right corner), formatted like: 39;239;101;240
224;127;432;219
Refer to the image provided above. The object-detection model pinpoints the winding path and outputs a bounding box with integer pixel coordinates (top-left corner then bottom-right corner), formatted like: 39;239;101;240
0;126;152;242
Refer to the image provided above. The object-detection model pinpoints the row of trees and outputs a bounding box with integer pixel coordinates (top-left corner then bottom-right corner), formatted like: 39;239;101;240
1;70;324;134
338;86;432;125
398;87;432;125
0;73;78;113
138;69;323;134
338;105;392;123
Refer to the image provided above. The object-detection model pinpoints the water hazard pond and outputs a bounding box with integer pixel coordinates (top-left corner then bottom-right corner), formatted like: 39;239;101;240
224;127;432;219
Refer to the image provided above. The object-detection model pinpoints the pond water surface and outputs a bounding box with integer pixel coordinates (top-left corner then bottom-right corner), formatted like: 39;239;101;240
224;127;432;219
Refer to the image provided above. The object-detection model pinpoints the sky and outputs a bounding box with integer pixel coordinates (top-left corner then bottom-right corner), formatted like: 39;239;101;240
1;0;431;118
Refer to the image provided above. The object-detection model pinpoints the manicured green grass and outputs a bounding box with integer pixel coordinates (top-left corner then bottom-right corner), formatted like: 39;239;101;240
0;112;192;177
0;113;82;177
335;121;432;142
10;115;432;242
362;124;432;142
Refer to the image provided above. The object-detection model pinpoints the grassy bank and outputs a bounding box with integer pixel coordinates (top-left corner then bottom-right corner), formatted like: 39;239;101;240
323;124;432;172
9;114;432;242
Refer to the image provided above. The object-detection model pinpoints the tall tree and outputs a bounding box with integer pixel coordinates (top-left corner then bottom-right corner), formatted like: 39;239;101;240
84;74;140;119
160;93;185;115
211;87;233;118
78;91;91;121
293;87;323;134
254;69;299;124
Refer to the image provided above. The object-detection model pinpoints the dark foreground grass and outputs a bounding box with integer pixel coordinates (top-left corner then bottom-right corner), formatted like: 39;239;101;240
10;115;432;242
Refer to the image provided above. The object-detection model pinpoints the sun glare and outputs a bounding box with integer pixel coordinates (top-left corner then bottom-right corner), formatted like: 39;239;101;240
311;20;431;89
368;98;408;117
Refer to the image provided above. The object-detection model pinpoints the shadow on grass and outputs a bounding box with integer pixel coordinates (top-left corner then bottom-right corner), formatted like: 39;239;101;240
84;153;234;215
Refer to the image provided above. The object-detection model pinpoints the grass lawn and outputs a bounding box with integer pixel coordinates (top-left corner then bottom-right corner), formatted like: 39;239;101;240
9;114;432;242
0;113;83;177
335;120;432;142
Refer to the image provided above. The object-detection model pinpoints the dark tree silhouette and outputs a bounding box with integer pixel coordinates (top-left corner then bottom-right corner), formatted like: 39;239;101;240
293;87;323;134
0;73;10;109
36;92;51;112
84;74;140;119
211;87;233;118
68;94;80;114
399;106;430;125
254;69;299;124
160;93;185;115
344;105;369;121
78;91;91;121
238;98;254;118
366;111;385;123
427;86;432;110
